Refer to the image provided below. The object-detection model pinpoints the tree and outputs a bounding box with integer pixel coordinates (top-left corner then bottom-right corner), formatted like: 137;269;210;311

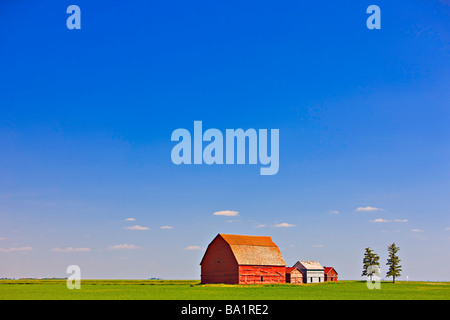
362;247;380;281
386;242;402;283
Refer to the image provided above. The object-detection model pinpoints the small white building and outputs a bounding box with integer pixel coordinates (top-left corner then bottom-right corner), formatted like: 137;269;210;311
293;261;324;283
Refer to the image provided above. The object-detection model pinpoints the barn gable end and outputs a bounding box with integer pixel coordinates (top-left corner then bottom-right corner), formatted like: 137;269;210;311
200;234;239;284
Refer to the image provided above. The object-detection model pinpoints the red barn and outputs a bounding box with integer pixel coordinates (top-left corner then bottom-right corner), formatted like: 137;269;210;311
323;267;338;282
200;233;286;284
285;267;303;284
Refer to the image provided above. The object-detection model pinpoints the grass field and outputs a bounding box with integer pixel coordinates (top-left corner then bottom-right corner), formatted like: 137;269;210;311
0;279;449;300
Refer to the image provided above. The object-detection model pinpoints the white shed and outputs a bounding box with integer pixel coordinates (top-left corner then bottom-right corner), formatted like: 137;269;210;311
293;260;324;283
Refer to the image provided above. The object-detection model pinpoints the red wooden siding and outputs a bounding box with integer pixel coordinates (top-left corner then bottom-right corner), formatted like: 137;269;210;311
200;235;239;284
323;267;338;282
238;265;285;284
200;234;286;284
285;267;303;284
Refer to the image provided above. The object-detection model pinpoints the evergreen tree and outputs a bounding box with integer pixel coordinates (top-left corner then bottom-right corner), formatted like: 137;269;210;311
386;242;402;283
362;247;380;281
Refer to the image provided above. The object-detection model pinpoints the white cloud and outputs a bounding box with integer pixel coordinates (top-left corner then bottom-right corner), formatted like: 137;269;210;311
51;247;91;253
312;244;324;248
0;246;33;253
371;218;390;223
124;225;149;230
185;245;202;250
411;229;424;232
160;226;173;230
371;218;408;223
254;224;266;228
213;210;239;217
125;218;136;221
356;206;384;212
107;244;140;250
274;222;295;228
329;210;339;215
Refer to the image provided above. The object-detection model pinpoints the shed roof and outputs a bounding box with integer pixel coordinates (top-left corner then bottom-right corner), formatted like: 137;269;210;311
294;260;324;270
285;267;301;274
324;267;338;275
218;234;286;266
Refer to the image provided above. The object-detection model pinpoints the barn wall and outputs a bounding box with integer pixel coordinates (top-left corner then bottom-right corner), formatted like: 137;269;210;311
238;265;285;284
201;236;239;284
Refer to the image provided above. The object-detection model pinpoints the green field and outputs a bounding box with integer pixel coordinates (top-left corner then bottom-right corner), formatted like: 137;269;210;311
0;280;449;300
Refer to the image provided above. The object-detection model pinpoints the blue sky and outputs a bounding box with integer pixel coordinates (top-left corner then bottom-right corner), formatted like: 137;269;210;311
0;0;449;281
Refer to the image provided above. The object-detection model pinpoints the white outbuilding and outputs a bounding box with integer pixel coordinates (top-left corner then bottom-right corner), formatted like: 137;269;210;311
293;261;325;283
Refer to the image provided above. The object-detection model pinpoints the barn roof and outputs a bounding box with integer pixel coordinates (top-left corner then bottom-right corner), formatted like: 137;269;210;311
218;233;286;266
219;233;277;246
